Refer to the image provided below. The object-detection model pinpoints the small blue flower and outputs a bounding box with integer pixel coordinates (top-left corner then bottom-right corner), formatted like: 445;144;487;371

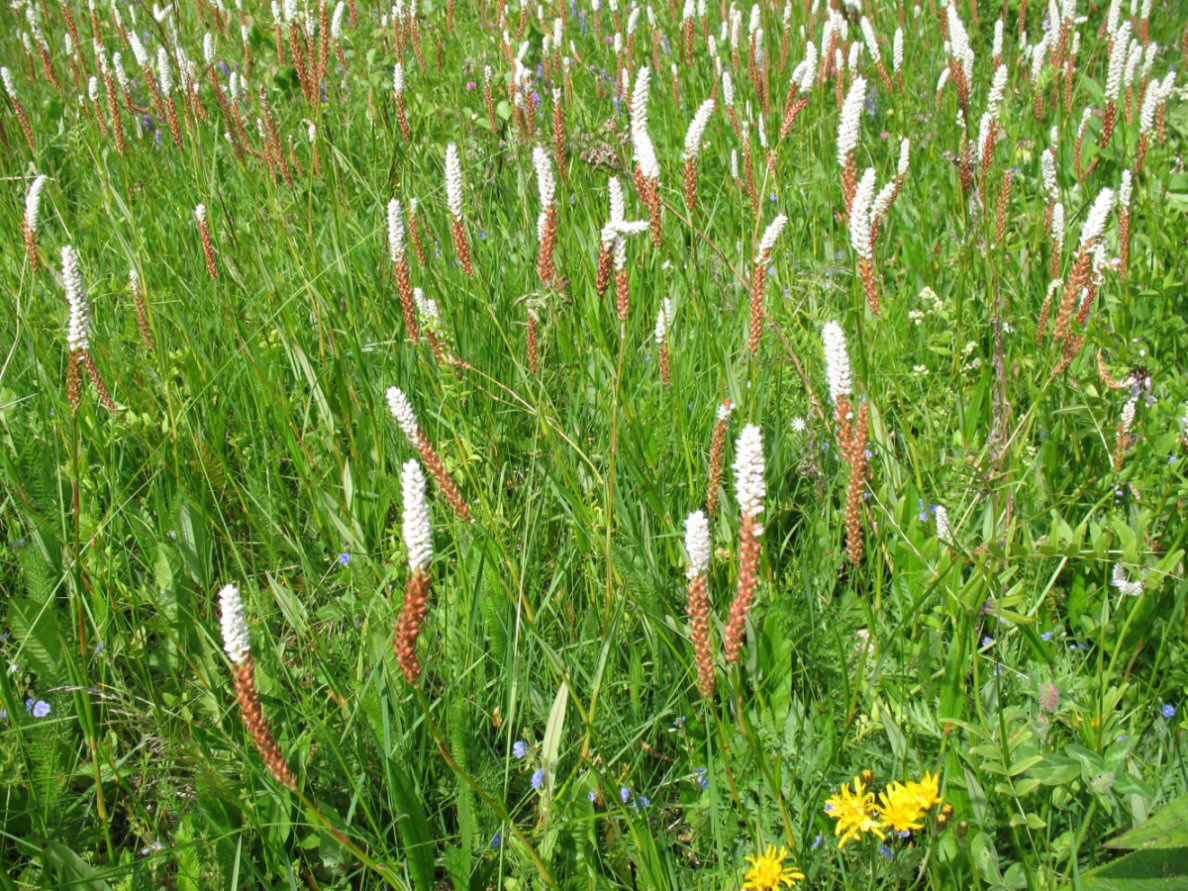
588;790;597;801
918;499;929;522
32;700;50;718
769;193;777;202
812;834;823;849
337;551;351;567
824;802;835;813
479;230;488;240
620;786;631;804
490;830;503;848
1041;631;1056;641
1162;704;1177;719
981;636;994;648
531;768;545;790
879;844;894;860
513;740;528;759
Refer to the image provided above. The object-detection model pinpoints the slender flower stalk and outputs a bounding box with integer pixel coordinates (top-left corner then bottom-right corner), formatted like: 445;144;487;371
837;76;866;213
1101;22;1131;147
1053;187;1114;344
129;268;153;349
63;245;115;410
750;214;787;353
388;199;419;343
683;98;715;212
445;144;474;275
395;460;434;685
1118;171;1132;279
552;88;567;177
533;146;559;286
604;221;650;323
850;169;880;314
387;387;471;521
823;321;866;562
195;205;218;279
2;67;36;152
394;63;411;139
219;584;298;790
707;399;734;517
724;424;764;663
655;298;673;388
23;174;47;273
684;510;715;700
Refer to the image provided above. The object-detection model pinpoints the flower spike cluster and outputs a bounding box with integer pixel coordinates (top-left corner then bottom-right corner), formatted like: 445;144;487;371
386;386;471;521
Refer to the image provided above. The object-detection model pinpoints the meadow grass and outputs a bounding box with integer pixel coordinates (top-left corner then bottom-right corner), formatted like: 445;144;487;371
1;0;1187;888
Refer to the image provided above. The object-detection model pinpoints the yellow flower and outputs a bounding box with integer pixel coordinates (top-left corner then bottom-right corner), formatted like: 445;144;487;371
903;770;943;813
875;781;928;834
825;775;885;848
743;845;804;890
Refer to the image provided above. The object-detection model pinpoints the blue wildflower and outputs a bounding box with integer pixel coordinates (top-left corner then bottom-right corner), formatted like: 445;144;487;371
32;700;50;718
981;636;994;647
1162;704;1177;719
531;768;545;790
338;552;351;567
513;740;528;759
812;834;823;849
1041;631;1055;641
879;844;894;860
490;830;503;848
620;787;631;804
588;790;597;801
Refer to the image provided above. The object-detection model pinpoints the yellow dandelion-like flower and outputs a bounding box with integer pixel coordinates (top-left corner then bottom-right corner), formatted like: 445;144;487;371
903;770;943;813
875;781;928;834
743;846;804;890
825;775;885;848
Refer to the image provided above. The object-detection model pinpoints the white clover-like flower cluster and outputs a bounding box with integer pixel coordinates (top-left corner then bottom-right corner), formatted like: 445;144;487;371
62;245;90;353
896;137;911;178
1052;202;1065;251
654;298;673;345
992;19;1004;58
684;98;715;161
849;168;876;261
402;459;433;572
947;3;974;82
1041;149;1058;201
934;505;952;546
721;69;734;108
194;203;207;224
331;1;346;39
1119;170;1133;209
893;27;903;72
1104;21;1131;101
129;31;148;67
203;32;215;65
752;214;786;265
1110;564;1143;597
394;62;405;94
219;583;252;664
129;267;140;293
1;66;17;99
88;76;100;102
821;321;852;403
733;424;766;522
24;174;47;232
414;288;440;326
631;67;660;181
445;143;464;219
157;47;174;95
1079;188;1115;250
872;180;898;224
859;17;880;63
533;146;555;208
716;400;734;423
1120;396;1137;431
387;199;405;259
837;76;866;168
386;386;421;441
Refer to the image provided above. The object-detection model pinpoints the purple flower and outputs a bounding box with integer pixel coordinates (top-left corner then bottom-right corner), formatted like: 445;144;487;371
531;768;545;790
812;834;823;849
338;552;351;567
620;786;631;804
588;790;597;801
32;700;50;718
981;636;994;647
512;740;528;759
466;81;477;90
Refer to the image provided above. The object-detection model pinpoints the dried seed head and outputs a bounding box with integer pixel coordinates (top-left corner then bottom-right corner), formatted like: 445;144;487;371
402;459;433;572
219;584;252;664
